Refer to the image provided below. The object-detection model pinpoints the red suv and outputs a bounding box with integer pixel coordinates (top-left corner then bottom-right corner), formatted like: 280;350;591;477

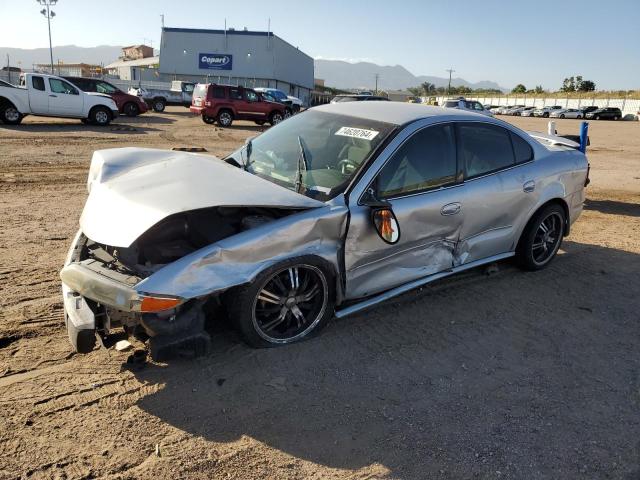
64;77;149;116
190;84;287;127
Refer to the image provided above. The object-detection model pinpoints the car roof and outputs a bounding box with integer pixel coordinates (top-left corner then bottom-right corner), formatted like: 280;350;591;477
313;101;491;126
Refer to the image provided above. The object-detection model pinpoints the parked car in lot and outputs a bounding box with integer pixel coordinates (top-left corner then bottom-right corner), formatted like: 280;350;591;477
129;80;195;112
585;107;622;120
533;105;563;117
503;105;527;115
330;94;389;103
190;83;288;127
60;102;589;359
550;108;584;119
0;79;15;88
64;77;148;116
254;87;303;112
0;73;118;125
494;105;515;115
520;107;537;117
580;106;598;116
443;98;493;116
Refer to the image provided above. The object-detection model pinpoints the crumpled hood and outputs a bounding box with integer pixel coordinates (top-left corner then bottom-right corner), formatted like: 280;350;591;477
80;147;323;247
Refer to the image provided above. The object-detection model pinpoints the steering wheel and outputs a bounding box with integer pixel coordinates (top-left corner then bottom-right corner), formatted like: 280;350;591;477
337;158;359;175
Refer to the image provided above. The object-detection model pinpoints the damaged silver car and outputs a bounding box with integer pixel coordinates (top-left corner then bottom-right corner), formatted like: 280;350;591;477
60;102;590;359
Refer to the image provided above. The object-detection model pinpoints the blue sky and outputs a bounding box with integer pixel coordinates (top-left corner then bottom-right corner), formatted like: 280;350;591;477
1;0;638;90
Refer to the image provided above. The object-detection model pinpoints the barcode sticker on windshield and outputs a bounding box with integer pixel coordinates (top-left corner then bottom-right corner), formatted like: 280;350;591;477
335;127;379;141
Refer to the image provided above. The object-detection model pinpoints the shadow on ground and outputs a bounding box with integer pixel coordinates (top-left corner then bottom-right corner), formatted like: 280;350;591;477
585;198;640;217
132;241;640;478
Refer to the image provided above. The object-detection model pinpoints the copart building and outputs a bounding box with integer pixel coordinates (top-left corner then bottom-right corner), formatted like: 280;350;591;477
158;27;314;105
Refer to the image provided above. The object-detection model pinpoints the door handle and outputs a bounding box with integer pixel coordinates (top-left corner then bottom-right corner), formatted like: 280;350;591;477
49;94;57;97
523;180;535;193
441;202;461;216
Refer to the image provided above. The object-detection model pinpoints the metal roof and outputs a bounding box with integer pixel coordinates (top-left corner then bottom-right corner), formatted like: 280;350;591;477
312;102;492;126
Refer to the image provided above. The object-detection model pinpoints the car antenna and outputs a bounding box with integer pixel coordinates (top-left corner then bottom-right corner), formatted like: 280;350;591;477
295;135;308;193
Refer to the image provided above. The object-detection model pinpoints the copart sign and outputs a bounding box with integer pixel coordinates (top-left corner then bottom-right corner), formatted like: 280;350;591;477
199;53;233;70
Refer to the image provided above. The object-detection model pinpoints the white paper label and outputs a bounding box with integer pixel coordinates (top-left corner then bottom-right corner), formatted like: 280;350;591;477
335;126;379;141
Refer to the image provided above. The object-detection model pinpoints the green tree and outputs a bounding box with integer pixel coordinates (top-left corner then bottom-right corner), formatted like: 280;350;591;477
577;79;596;92
420;81;436;95
511;84;527;94
534;85;544;94
561;76;576;92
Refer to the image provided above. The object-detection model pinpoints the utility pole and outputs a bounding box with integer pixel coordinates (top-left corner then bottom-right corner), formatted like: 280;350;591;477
38;0;57;74
374;73;379;94
446;68;455;95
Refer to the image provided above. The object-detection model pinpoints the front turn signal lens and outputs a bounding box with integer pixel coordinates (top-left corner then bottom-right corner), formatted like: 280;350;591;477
372;208;400;244
139;296;182;312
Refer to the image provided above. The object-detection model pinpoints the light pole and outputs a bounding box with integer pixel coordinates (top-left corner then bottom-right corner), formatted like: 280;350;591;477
374;73;379;94
445;68;455;95
38;0;57;74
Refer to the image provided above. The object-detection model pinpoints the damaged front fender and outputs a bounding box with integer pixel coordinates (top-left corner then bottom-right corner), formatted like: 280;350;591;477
136;204;349;301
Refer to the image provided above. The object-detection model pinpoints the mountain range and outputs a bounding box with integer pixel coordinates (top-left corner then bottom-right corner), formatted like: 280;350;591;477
314;59;505;92
0;45;505;91
0;45;124;68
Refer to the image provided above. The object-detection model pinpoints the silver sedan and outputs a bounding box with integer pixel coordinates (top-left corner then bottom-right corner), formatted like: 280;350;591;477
60;103;590;359
550;108;584;119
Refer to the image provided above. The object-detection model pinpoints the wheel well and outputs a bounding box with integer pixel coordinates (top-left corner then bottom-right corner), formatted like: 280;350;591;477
89;105;112;119
0;96;16;109
516;198;570;253
217;108;233;118
153;96;166;102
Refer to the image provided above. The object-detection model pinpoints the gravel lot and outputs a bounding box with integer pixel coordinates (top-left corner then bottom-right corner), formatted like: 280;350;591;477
0;109;638;480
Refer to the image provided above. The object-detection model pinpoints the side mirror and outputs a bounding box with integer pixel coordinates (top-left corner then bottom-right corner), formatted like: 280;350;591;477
361;187;400;244
372;208;400;244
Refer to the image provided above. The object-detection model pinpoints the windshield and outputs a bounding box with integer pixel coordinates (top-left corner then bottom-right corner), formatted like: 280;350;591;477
96;81;119;94
226;110;395;201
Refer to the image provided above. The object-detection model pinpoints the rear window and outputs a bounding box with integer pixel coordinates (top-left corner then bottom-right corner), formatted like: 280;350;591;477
193;84;208;98
457;123;515;179
32;76;45;91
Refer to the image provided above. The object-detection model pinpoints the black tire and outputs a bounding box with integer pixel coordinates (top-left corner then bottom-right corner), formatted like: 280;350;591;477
217;109;233;127
0;103;23;125
123;102;139;116
269;111;284;126
152;98;166;112
202;115;216;124
543;112;549;118
283;108;292;119
89;106;111;126
577;115;582;119
613;116;619;121
516;204;565;271
292;104;301;113
254;120;266;126
595;115;600;120
560;114;565;118
226;256;335;348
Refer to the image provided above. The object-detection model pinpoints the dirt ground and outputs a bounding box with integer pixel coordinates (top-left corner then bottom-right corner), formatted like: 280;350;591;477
0;108;638;480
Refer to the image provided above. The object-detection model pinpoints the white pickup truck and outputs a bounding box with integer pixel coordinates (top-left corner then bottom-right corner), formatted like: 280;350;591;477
0;73;119;126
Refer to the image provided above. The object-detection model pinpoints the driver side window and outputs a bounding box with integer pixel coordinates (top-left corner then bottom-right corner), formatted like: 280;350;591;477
245;90;259;102
377;124;457;198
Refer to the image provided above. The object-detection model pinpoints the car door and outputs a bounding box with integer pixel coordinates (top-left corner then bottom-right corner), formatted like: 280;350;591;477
454;121;538;264
47;78;84;117
28;75;49;114
344;122;465;299
243;89;269;119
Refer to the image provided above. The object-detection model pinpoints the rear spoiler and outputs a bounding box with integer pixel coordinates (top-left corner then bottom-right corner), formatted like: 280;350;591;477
527;121;590;153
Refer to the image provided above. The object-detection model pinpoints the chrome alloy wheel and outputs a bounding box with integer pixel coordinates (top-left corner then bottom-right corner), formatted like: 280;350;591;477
252;265;328;343
532;212;563;265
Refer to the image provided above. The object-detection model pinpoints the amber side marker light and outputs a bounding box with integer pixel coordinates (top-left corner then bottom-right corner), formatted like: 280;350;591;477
139;296;182;312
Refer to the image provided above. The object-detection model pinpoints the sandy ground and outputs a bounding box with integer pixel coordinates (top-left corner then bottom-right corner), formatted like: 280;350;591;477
0;109;638;480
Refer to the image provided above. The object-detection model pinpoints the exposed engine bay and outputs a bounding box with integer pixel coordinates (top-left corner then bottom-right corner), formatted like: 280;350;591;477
85;206;293;278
